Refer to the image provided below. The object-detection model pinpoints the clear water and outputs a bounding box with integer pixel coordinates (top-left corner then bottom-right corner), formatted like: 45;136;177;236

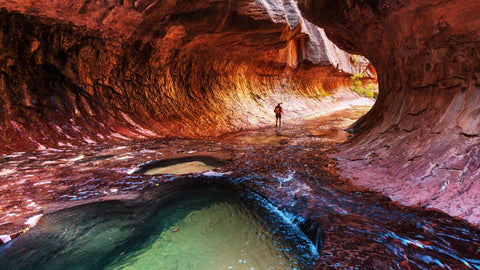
143;161;217;175
0;186;317;270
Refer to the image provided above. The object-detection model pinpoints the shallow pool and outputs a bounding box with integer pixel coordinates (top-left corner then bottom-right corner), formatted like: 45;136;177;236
134;156;228;175
142;161;217;175
0;184;318;269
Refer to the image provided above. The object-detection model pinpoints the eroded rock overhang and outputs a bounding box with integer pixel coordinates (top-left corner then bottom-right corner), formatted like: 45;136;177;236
0;0;372;153
300;0;480;224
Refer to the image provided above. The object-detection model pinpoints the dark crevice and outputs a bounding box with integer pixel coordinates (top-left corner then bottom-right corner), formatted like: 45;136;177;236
407;155;423;162
406;108;427;117
298;218;323;252
460;132;479;139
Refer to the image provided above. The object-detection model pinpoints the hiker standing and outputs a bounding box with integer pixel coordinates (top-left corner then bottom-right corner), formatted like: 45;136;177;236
274;103;282;127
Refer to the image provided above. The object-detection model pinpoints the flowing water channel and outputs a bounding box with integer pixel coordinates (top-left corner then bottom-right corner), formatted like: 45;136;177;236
1;106;480;269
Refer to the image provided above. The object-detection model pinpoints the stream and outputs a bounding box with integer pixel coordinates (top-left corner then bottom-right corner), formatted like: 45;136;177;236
1;105;479;269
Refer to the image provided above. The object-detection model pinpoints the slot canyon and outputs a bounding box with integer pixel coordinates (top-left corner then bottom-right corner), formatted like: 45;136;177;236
1;0;480;269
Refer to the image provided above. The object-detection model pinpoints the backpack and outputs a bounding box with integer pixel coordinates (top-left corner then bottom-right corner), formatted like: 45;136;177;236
274;107;281;114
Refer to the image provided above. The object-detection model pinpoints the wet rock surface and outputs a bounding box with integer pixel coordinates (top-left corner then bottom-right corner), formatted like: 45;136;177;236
299;0;480;225
1;106;480;269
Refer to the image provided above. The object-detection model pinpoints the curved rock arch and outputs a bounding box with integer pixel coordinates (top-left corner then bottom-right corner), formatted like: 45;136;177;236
0;1;369;152
299;0;480;224
3;0;478;224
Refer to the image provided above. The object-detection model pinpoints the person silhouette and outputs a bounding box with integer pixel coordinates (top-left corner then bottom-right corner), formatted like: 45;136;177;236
274;103;282;127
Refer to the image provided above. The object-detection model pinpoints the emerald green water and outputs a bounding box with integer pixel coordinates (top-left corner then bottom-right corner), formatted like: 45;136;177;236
0;185;317;269
109;201;302;269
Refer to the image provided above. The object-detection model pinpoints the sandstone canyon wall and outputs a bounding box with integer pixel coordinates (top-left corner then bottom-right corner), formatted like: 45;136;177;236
300;0;480;224
0;0;370;153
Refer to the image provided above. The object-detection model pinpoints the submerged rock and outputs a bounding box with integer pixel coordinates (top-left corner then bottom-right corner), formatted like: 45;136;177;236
134;155;229;175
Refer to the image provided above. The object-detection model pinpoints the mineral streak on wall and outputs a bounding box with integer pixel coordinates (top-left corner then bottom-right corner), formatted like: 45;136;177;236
300;0;480;224
0;0;369;153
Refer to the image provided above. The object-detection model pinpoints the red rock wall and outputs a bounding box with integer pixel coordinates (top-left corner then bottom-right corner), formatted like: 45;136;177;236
300;0;480;224
0;1;368;153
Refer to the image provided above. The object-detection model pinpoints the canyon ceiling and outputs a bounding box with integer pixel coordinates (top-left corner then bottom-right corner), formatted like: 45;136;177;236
1;0;480;225
0;0;369;152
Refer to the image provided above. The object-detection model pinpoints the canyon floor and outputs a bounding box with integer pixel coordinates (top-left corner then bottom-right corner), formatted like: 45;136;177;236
1;102;480;268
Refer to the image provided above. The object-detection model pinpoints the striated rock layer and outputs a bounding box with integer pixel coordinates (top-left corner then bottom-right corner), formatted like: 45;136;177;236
0;0;371;153
300;0;480;224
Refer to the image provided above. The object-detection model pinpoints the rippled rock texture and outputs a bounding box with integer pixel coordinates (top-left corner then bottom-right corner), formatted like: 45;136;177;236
0;0;371;153
300;0;480;224
2;106;479;269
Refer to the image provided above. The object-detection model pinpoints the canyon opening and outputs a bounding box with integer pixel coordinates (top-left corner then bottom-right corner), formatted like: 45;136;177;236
1;0;480;269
